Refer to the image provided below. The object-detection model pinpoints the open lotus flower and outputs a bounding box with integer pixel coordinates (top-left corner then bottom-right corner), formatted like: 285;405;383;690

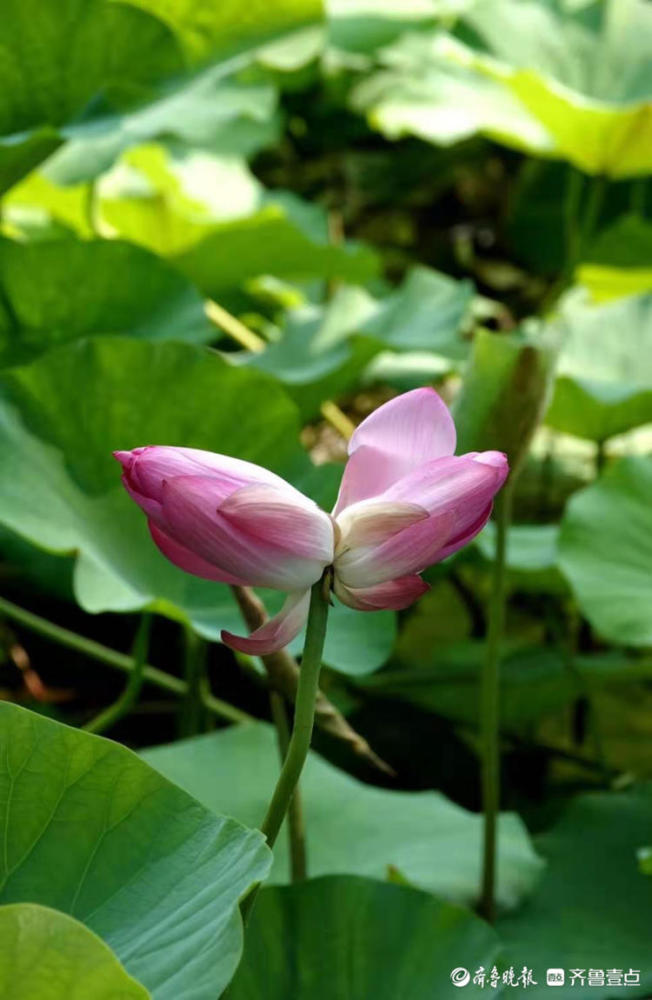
115;388;508;655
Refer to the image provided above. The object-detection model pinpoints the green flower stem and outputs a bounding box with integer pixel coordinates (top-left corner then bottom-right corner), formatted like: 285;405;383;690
0;596;249;724
269;690;307;881
241;576;330;923
178;626;207;738
261;578;329;846
479;480;513;923
84;614;151;734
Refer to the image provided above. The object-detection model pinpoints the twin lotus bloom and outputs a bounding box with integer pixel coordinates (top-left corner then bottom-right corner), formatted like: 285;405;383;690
115;388;508;655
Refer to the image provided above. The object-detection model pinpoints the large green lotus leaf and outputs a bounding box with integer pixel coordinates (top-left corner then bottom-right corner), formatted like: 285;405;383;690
463;0;646;102
0;336;395;671
142;721;544;910
0;130;62;198
0;904;149;1000
558;456;652;646
125;0;323;64
44;74;282;186
346;265;474;355
545;290;652;442
245;267;473;418
351;32;551;154
577;214;652;302
0;0;321;191
174;211;379;301
246;325;380;422
459;0;652;177
476;523;560;575
498;785;652;998
475;522;565;595
505;74;652;179
228;876;500;1000
328;0;465;55
97;146;378;296
0;702;271;1000
357;2;652;177
0;525;75;601
0;237;213;366
0;0;183;140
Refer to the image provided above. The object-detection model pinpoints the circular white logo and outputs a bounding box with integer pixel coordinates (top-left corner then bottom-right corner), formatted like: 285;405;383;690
450;968;471;988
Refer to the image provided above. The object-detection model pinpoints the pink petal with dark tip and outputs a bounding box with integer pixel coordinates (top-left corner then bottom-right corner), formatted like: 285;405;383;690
221;590;310;655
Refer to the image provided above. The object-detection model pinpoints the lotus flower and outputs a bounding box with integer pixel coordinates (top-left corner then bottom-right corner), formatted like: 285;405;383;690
115;388;508;654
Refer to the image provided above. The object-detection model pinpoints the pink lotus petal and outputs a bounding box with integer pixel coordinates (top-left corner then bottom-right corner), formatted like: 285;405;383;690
220;483;334;564
120;476;164;523
335;508;455;588
384;452;508;511
335;453;507;587
149;522;248;585
332;446;408;516
161;475;330;591
333;388;456;514
335;499;427;550
222;590;310;655
334;574;429;611
114;446;296;504
436;504;495;562
472;450;509;471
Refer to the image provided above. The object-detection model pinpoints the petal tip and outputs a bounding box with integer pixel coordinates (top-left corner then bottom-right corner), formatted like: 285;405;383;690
220;629;241;652
220;628;284;656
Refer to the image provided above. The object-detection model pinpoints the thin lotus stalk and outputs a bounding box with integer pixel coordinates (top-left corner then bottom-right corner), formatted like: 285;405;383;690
205;299;266;353
478;479;514;923
0;596;250;724
178;626;207;737
320;400;356;440
241;575;330;923
269;690;307;881
84;614;151;734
